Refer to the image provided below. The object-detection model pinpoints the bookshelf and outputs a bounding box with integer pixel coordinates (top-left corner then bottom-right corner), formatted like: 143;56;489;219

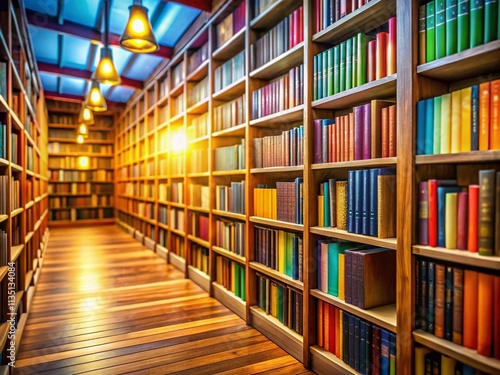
0;0;49;370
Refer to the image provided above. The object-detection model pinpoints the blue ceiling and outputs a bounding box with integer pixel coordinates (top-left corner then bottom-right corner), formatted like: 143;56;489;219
24;0;202;104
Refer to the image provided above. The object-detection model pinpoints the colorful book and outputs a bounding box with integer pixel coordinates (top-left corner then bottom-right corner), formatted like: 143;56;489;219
470;0;485;47
433;96;442;154
477;272;493;357
479;82;490;150
419;181;429;245
456;192;468;250
468;184;480;252
478;169;495;255
435;0;446;59
460;87;472;152
425;98;435;154
451;90;462;153
440;93;452;153
484;0;498;43
426;1;436;61
445;0;458;55
491;80;500;149
376;32;388;80
452;268;464;345
463;269;478;349
457;0;470;52
417;100;427;155
387;17;397;75
419;5;427;64
444;192;458;249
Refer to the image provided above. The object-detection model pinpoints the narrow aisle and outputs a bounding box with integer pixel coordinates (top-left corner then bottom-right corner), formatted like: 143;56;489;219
15;226;312;374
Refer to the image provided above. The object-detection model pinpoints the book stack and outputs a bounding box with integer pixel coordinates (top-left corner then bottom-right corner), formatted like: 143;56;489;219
188;112;209;139
253;178;304;224
215;219;245;257
214;50;245;92
214;140;245;171
251;6;303;70
0;122;6;159
416;79;500;154
213;94;246;132
189;212;209;241
416;258;500;359
257;273;304;334
215;256;246;301
215;0;246;49
314;18;396;100
251;64;304;119
170;208;184;232
314;0;374;33
190;148;209;173
253;125;304;168
419;0;499;63
215;181;246;214
415;346;483;375
172;62;184;88
313;101;397;164
317;300;396;375
170;234;186;258
418;170;500;255
187;42;209;74
254;226;303;281
188;76;209;107
317;240;396;309
189;184;209;210
159;206;168;225
191;244;209;274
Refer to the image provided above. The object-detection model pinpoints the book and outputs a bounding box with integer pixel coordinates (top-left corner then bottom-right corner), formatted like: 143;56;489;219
457;0;470;52
367;40;377;82
452;268;464;345
484;0;498;43
376;32;388;80
444;266;453;341
434;263;446;338
477;272;493;357
440;93;451;153
419;5;427;64
433;96;442;154
478;169;495;255
460;86;472;152
463;269;478;349
437;186;462;247
470;0;485;47
426;1;436;61
435;0;446;59
417;99;427;155
377;174;396;238
445;0;458;55
428;261;436;333
494;276;500;359
387;17;397;75
468;184;479;252
479;82;490;150
471;85;480;150
491;80;500;149
444;193;457;249
425;98;435;154
456;192;468;250
419;181;429;245
451;90;462;153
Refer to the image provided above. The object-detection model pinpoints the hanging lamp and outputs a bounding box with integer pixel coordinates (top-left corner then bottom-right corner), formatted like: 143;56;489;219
85;80;107;112
76;134;85;144
78;102;94;125
119;0;159;53
77;123;89;138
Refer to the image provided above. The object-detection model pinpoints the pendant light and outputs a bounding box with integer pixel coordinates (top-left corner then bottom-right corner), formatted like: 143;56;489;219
78;102;94;125
119;0;159;53
77;134;85;144
77;123;89;138
92;0;121;85
85;80;107;112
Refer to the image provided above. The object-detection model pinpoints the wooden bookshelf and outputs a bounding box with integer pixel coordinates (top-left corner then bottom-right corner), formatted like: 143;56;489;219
212;282;246;320
250;42;304;80
212;245;246;265
250;261;304;291
310;346;358;375
413;245;500;270
310;226;397;250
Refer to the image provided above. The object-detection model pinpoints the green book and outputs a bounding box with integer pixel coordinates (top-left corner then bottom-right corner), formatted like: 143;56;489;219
276;285;284;322
340;41;346;92
435;0;446;59
318;52;323;99
440;93;452;153
313;54;318;101
327;47;334;97
285;232;293;277
426;1;436;62
346;38;353;90
234;264;240;297
445;0;458;55
327;242;352;296
484;0;498;42
240;267;245;301
433;96;442;154
323;50;329;99
352;36;358;88
470;0;485;47
324;181;330;227
357;33;370;86
334;45;340;94
457;0;470;52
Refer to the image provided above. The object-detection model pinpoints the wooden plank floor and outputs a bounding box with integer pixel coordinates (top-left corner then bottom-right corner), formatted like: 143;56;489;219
16;226;313;374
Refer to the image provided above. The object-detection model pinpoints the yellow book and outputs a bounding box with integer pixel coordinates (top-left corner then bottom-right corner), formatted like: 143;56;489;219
440;355;457;375
451;90;462;153
338;253;345;300
460;87;472;152
278;230;285;273
254;188;262;217
318;195;324;226
440;93;451;153
216;256;223;285
263;189;271;218
336;181;348;230
414;347;431;375
271;188;277;220
445;193;458;249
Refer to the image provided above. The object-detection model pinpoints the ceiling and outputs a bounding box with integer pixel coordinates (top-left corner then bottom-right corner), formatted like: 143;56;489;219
24;0;210;104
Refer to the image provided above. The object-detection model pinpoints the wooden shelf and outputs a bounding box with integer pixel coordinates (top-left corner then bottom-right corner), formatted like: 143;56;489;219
0;322;9;353
211;210;246;221
187;205;210;214
251;165;304;174
187;234;210;248
0;215;7;223
187;265;210;293
250;42;304;80
15;313;28;354
187;171;210;178
312;157;397;170
186;97;209;114
250;216;304;232
49;138;114;144
250;105;304;127
158;222;169;231
186;59;209;82
0;158;8;166
413;330;500;374
250;0;302;30
48;152;114;157
48;124;113;131
213;27;246;61
310;346;358;375
170;228;185;237
415;150;500;164
249;261;304;291
169;252;186;273
212;169;246;176
212;123;246;138
170;81;184;98
312;74;397;110
189;135;209;144
417;40;500;82
25;270;34;291
311;289;397;333
167;201;185;209
0;266;8;282
212;77;246;101
310;226;397;250
212;282;246;320
25;231;34;243
10;244;24;262
212;245;246;265
11;207;23;217
50;205;113;210
169;111;185;124
11;162;23;172
413;245;500;270
49;218;115;227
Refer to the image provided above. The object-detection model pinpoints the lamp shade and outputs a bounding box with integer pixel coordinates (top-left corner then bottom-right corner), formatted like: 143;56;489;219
78;103;94;125
77;123;89;138
77;134;85;144
119;3;159;53
92;47;121;85
85;81;107;112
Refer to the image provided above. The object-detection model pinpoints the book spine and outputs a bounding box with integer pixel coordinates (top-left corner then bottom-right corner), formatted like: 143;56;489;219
419;5;427;64
354;105;364;160
367;40;377;82
471;85;480;150
387;17;397;75
334;46;340;94
467;184;480;252
434;263;445;338
419;181;429;245
348;171;355;232
470;0;485;47
425;98;434;155
388;105;397;157
452;267;464;345
376;32;388;80
484;0;499;43
426;1;436;62
463;269;478;349
491;79;500;149
494;276;500;359
369;169;379;237
363;103;372;159
354;170;362;234
433;96;442;154
357;33;369;86
382;106;389;157
478;169;495;255
340;42;346;92
479;82;490;150
478;272;493;356
445;0;458;55
444;266;453;341
460;87;472;152
428;180;438;247
362;169;370;235
451;90;462;153
457;0;470;52
445;193;458;249
440;93;451;153
435;0;446;59
427;261;435;333
456;192;468;250
417;100;427;155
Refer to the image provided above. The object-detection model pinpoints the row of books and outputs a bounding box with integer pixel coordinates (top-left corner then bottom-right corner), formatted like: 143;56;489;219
253;178;304;224
314;0;373;33
214;141;245;171
213;95;245;133
171;94;184;117
214;50;245;93
215;0;246;50
251;64;304;119
215;256;246;301
187;42;209;76
250;6;304;71
416;79;500;155
317;240;396;309
170;234;186;258
257;273;304;335
317;300;396;375
420;0;499;63
0;176;20;214
188;76;209;108
132;202;154;219
415;346;485;375
158;182;183;203
49;195;112;208
49;129;111;140
49;157;113;170
188;112;209;139
252;0;278;19
215;181;246;214
189;148;209;173
172;62;184;89
170;155;185;175
25;179;33;203
314;18;396;101
48;143;113;154
48;114;75;124
253;126;304;168
50;170;113;182
159;206;168;225
418;170;500;255
170;208;184;231
416;258;500;359
215;219;245;257
48;182;113;194
189;184;209;210
254;227;303;281
0;123;5;159
191;244;209;274
50;209;110;221
190;212;209;242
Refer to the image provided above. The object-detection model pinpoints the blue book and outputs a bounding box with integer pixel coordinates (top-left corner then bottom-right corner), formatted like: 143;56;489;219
343;311;350;363
348;170;355;232
437;186;462;247
349;314;355;368
380;330;390;375
360;321;366;374
416;100;427;155
328;242;351;296
295;177;304;224
427;261;435;333
365;323;372;375
324;181;331;227
425;98;434;154
318;52;323;100
323;0;330;29
354;317;360;372
361;169;370;235
471;84;479;151
369;168;396;236
462;364;477;375
354;170;363;234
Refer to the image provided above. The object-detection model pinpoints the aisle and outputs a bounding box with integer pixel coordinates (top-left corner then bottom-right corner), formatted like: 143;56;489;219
15;226;312;374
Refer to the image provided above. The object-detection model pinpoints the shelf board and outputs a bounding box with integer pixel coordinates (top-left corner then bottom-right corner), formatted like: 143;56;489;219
250;42;304;80
11;207;23;217
188;171;210;178
15;313;28;354
250;0;302;30
413;330;500;374
186;97;209;115
212;282;246;320
11;162;23;172
187;265;210;293
170;228;185;237
11;244;24;262
186;59;209;82
169;111;185;124
25;270;34;291
167;201;185;209
310;226;397;250
250;216;304;232
187;205;210;214
213;27;246;61
0;158;8;166
212;123;246;138
48;152;114;157
169;251;186;273
250;105;304;127
25;231;34;243
212;169;246;176
0;214;7;223
312;74;397;110
48;218;115;227
312;157;397;170
415;150;500;164
158;222;169;231
311;289;396;333
212;245;246;265
189;134;209;144
313;0;396;45
211;209;246;221
212;77;246;101
251;165;304;174
50;205;113;210
310;345;357;375
49;124;114;131
170;173;185;179
249;261;304;291
0;266;8;282
49;138;114;144
187;234;210;248
170;81;184;98
413;245;500;270
0;322;9;353
417;40;500;82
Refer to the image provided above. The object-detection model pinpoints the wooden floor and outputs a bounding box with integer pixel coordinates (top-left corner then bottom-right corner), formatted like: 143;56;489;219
16;226;312;374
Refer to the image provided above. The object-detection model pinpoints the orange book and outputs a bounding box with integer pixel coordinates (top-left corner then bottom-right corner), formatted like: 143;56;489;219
479;82;490;151
388;104;397;157
318;300;324;347
381;106;389;157
337;118;342;162
376;32;388;80
494;276;500;359
324;301;330;351
335;308;341;357
349;112;355;161
463;270;478;349
491;79;500;150
478;272;494;357
387;17;397;76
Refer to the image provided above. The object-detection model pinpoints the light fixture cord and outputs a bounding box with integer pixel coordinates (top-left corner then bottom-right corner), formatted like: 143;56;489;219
133;0;142;6
104;0;110;47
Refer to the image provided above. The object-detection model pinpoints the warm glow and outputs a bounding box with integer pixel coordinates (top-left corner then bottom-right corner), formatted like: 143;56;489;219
83;108;92;121
119;3;159;53
92;47;121;86
77;134;85;144
78;156;90;169
86;81;107;112
78;103;94;125
78;123;88;135
170;131;187;152
131;18;145;33
91;90;101;103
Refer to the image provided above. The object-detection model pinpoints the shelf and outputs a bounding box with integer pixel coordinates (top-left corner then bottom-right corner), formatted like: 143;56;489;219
212;169;246;176
249;262;304;291
49;124;114;131
211;209;246;221
0;214;7;223
186;59;209;82
169;111;185;124
11;162;23;172
417;40;500;82
0;322;9;353
250;105;304;127
169;174;185;179
312;157;397;170
189;135;209;144
250;42;304;80
310;226;397;250
169;252;186;273
50;205;113;210
312;74;397;110
51;180;113;184
187;205;210;214
250;216;304;232
11;207;23;217
413;330;500;374
413;245;500;270
25;231;34;243
49;218;115;227
212;123;246;138
310;345;357;375
212;245;246;265
212;282;246;320
212;77;246;101
156;244;168;260
415;150;500;164
25;270;34;291
48;152;114;157
25;200;35;209
49;138;114;144
0;158;8;166
158;222;169;231
251;165;304;174
250;0;302;30
187;265;210;293
187;97;209;115
213;27;246;61
187;171;210;178
170;81;184;98
170;228;185;237
313;0;396;45
10;244;24;262
49;193;92;197
187;234;210;248
311;289;396;333
15;313;28;354
167;201;185;209
0;266;8;282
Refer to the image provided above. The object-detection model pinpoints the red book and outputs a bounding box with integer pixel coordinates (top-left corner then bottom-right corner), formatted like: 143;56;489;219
344;114;350;161
468;185;479;252
457;192;468;250
463;270;478;349
381;106;389;157
388;104;397;157
376;32;388;80
352;0;358;12
340;116;345;162
428;180;439;247
358;0;365;7
478;272;494;357
387;17;397;76
491;79;500;149
315;0;321;33
367;40;377;82
494;276;500;359
292;9;298;48
335;308;341;357
336;120;341;162
349;112;355;161
340;0;352;18
298;6;304;44
329;304;336;353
